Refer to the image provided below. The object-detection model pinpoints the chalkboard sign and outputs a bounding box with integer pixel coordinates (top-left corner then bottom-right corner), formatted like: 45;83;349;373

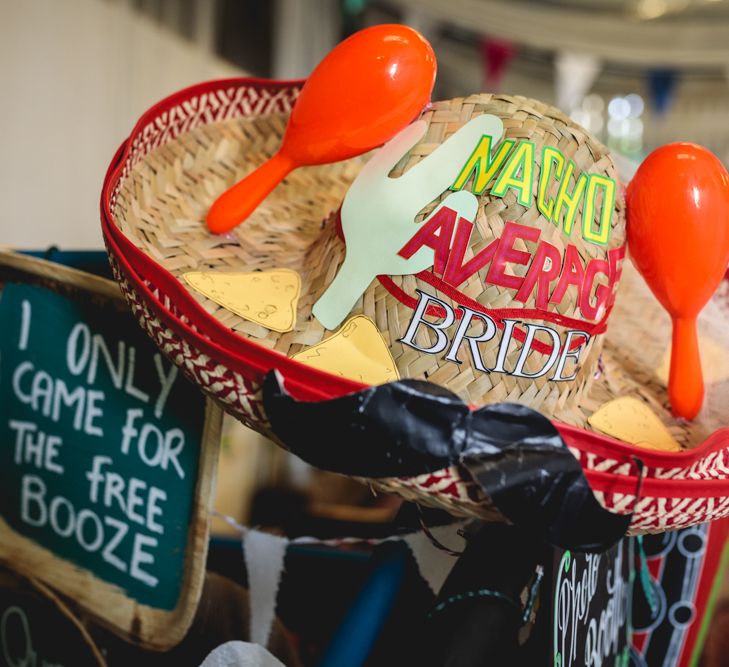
0;568;105;667
551;539;634;667
0;251;222;649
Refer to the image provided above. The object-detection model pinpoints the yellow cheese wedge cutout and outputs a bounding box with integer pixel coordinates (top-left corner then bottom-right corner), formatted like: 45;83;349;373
588;397;681;452
291;315;400;386
183;269;300;333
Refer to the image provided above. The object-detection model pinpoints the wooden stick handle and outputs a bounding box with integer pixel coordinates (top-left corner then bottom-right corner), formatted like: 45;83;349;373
206;152;294;234
669;316;704;420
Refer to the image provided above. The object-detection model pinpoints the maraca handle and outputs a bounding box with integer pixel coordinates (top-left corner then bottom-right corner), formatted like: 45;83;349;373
669;317;704;420
206;152;294;234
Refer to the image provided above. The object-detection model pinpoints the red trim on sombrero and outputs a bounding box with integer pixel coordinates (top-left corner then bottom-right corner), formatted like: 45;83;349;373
102;77;306;218
585;467;729;497
99;78;370;407
102;76;729;482
103;210;365;404
558;422;729;468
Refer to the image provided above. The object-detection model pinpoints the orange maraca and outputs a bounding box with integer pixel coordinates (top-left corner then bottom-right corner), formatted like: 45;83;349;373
206;24;436;234
626;143;729;419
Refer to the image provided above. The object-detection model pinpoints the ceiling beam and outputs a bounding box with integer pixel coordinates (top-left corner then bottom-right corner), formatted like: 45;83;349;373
388;0;729;66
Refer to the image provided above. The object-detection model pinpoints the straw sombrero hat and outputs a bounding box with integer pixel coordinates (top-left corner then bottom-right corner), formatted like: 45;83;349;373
102;78;729;537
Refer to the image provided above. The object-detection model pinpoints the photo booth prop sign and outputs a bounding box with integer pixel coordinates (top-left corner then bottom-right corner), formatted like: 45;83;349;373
0;251;222;649
551;541;634;667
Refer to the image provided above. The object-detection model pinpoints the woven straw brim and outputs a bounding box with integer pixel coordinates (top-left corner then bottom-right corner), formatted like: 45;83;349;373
111;95;729;450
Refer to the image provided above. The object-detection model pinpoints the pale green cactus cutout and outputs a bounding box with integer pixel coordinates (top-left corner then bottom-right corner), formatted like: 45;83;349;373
312;114;505;330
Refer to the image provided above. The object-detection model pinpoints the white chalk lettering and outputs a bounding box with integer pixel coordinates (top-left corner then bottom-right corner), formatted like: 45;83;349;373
127;478;146;525
19;471;163;590
11;361;34;405
121;411;186;480
9;420;66;473
75;509;104;552
63;325;158;405
553;544;630;667
51;379;85;432
20;475;47;528
49;496;74;538
86;456;112;503
124;347;149;403
153;354;178;418
87;335;125;389
104;471;127;514
18;299;31;351
82;390;104;437
121;409;143;455
85;456;170;532
11;363;106;437
130;533;158;587
102;516;129;573
66;323;91;376
6;302;191;599
146;487;166;535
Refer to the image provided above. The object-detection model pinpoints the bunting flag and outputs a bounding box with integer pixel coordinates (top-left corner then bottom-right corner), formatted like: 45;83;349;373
555;51;602;114
402;523;466;594
480;38;517;91
217;513;469;650
243;530;289;648
199;641;285;667
648;69;678;116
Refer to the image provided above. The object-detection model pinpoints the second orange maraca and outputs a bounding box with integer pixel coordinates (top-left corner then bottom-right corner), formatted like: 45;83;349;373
206;24;436;234
626;143;729;419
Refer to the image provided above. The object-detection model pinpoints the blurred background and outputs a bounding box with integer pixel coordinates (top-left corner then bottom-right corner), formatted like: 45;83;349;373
4;0;729;250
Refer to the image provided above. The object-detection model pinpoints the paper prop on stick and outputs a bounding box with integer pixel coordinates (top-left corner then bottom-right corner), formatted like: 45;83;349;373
313;114;504;330
627;143;729;419
184;269;301;333
206;24;436;233
291;315;399;384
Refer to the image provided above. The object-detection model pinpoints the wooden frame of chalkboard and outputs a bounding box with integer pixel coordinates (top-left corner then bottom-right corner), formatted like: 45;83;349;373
0;567;107;666
0;250;223;650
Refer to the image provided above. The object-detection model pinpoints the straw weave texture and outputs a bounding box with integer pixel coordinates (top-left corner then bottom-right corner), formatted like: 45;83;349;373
112;93;729;446
383;95;624;417
113;94;622;423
